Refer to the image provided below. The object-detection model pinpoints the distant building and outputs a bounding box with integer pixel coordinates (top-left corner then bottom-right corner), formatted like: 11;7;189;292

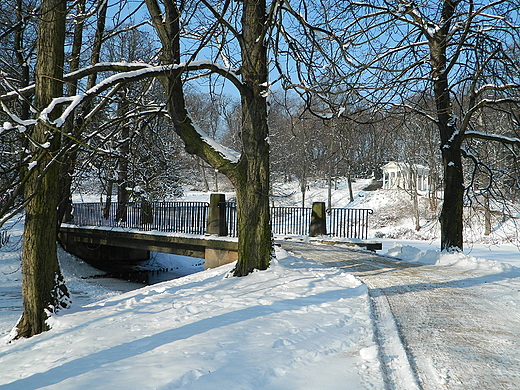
382;162;430;193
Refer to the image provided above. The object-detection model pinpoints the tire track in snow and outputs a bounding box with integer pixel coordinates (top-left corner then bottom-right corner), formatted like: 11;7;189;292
280;242;520;390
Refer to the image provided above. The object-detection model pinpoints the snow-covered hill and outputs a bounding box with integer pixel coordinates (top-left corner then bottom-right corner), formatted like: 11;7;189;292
181;177;519;246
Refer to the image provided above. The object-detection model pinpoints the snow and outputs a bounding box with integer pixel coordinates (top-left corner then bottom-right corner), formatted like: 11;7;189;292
384;242;514;272
1;100;37;128
465;130;520;145
0;216;381;389
1;180;520;389
27;61;243;130
192;121;241;164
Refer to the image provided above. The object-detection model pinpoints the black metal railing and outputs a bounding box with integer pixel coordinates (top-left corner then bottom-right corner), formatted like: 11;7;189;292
71;201;210;235
222;203;312;237
223;201;238;237
271;206;312;236
328;208;373;240
70;201;373;239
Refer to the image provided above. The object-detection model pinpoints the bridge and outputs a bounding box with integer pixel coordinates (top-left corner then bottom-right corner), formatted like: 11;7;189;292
59;194;381;270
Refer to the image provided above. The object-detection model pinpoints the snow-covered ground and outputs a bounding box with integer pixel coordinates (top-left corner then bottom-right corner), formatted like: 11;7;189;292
0;216;382;389
0;180;519;389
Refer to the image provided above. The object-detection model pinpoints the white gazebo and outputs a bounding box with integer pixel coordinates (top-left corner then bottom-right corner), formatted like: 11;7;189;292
382;161;430;193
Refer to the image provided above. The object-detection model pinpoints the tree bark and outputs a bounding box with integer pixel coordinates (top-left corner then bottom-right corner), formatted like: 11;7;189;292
412;190;421;232
145;0;272;276
429;0;464;251
16;0;70;339
347;172;354;203
198;158;210;192
439;140;464;250
484;192;491;236
116;93;130;222
232;0;271;275
300;176;307;208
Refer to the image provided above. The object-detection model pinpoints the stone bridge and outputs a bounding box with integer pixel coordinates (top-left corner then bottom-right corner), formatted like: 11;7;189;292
59;193;380;270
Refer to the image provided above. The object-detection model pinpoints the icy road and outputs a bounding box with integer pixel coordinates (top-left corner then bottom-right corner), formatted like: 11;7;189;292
281;242;520;390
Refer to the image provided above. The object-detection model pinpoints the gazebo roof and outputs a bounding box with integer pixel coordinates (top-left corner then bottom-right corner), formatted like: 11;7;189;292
382;161;429;172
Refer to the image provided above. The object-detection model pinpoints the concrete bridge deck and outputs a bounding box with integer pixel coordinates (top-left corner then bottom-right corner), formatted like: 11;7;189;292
59;225;239;270
59;225;381;270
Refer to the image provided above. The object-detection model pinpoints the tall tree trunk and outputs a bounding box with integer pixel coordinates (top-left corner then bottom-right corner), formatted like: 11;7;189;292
234;0;271;274
103;180;113;220
198;158;210;192
429;1;464;251
327;172;332;210
300;176;307;208
116;93;129;222
408;168;421;231
412;191;421;231
145;0;272;276
16;0;70;339
484;192;491;236
347;172;354;203
439;141;464;250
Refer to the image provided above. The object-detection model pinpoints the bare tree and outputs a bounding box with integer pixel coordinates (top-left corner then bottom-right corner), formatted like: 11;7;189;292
15;0;70;339
57;0;108;224
1;0;274;279
0;0;38;218
144;0;272;276
334;0;520;251
0;0;161;339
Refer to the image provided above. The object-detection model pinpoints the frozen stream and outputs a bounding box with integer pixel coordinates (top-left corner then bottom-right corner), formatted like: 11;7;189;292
0;246;204;338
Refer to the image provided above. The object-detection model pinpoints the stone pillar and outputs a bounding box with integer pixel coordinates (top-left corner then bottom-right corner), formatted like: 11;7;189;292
309;201;327;237
207;193;228;236
205;247;238;269
140;199;153;226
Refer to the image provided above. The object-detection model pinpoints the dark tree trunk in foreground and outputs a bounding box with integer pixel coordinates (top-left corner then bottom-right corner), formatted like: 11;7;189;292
146;0;272;276
16;0;70;339
439;133;464;251
232;0;271;275
429;0;464;252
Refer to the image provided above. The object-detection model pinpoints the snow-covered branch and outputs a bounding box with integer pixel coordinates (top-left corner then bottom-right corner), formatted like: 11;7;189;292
1;61;243;128
464;131;520;146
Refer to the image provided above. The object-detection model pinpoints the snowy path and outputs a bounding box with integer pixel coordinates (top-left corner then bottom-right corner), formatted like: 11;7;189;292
280;242;520;390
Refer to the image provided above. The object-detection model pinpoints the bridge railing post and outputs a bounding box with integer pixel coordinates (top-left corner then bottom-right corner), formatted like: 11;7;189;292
207;193;228;236
309;202;327;237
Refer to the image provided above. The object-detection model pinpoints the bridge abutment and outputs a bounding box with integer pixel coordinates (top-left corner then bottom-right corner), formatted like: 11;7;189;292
204;247;239;269
59;226;239;271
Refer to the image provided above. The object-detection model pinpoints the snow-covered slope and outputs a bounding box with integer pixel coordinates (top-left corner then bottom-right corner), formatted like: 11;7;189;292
0;224;384;389
1;179;519;389
182;177;519;246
